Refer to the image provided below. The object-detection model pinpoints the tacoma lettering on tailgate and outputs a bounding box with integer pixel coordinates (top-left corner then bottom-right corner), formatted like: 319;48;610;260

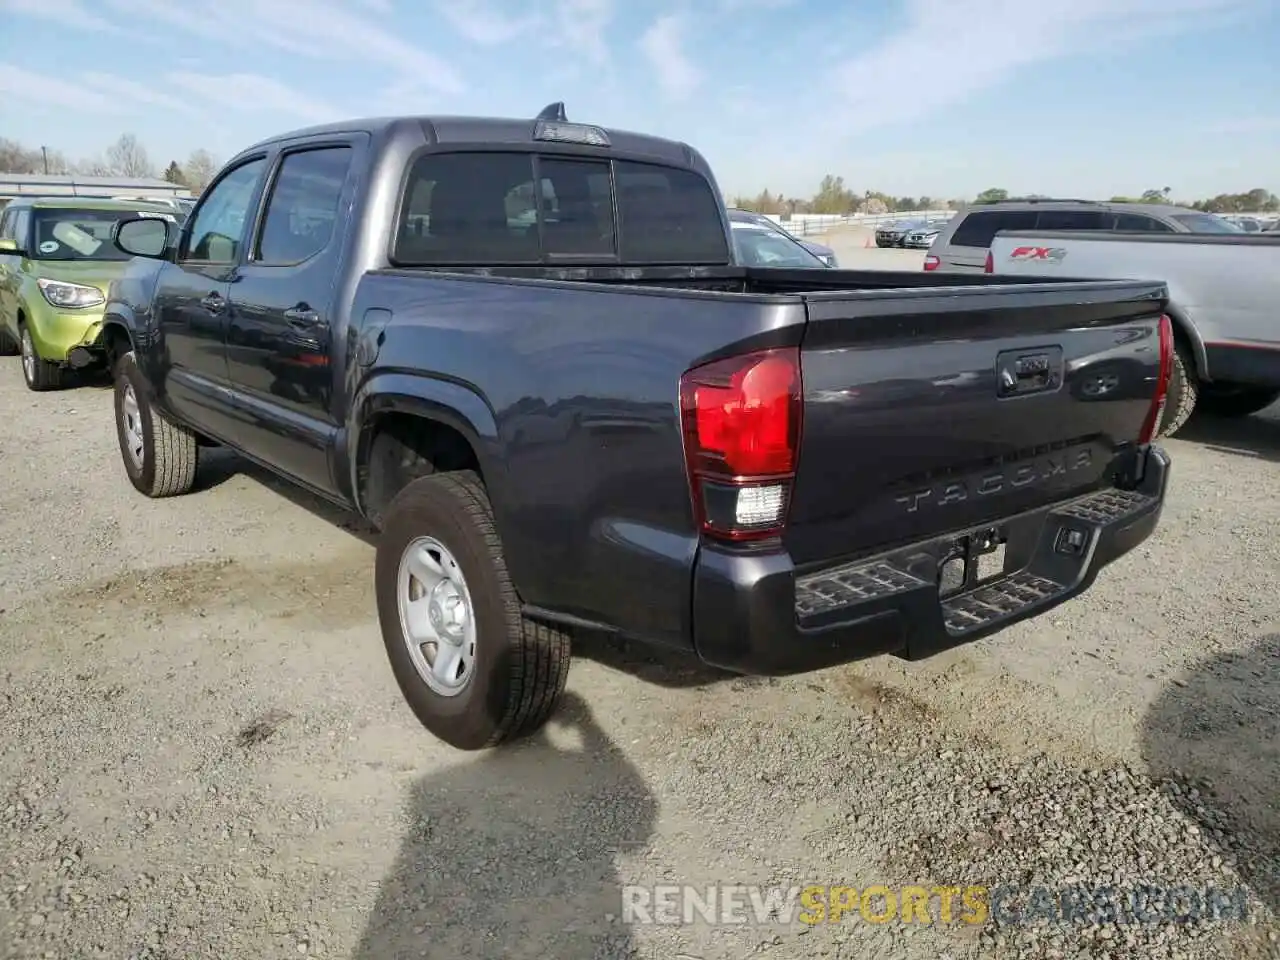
895;448;1094;515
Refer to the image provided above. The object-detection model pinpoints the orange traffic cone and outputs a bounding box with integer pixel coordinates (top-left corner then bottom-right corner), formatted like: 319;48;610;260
864;236;872;248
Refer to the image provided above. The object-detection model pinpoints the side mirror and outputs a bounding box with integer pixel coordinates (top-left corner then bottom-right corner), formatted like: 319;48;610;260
114;217;172;259
0;237;24;256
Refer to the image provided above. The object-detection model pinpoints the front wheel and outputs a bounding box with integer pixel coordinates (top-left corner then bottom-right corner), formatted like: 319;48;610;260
1194;384;1280;420
19;325;63;391
113;351;199;497
375;470;571;750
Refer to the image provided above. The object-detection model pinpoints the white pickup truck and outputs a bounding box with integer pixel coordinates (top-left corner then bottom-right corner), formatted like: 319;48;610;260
987;230;1280;436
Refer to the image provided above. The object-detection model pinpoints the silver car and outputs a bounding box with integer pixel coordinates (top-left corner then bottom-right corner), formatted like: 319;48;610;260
925;199;1243;273
902;218;950;249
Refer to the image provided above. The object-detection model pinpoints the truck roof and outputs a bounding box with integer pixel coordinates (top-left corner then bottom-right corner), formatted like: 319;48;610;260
239;109;708;173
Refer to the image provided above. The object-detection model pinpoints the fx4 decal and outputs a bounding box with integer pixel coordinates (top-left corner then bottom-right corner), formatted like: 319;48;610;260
1009;245;1067;263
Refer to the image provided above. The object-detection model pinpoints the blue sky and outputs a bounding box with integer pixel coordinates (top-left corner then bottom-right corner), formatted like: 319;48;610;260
1;0;1277;201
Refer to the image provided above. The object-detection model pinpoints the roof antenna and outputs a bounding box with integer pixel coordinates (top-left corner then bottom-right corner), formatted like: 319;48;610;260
536;101;567;122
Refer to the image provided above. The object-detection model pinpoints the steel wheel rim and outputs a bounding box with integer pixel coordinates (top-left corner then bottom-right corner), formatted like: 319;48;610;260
396;536;477;696
120;383;145;469
20;329;35;383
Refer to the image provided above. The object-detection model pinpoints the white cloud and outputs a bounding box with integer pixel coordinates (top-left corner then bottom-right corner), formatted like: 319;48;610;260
102;0;463;95
640;14;701;100
437;0;536;44
0;0;122;32
552;0;613;66
81;72;202;115
718;0;797;9
829;0;1260;134
166;72;339;124
0;64;120;112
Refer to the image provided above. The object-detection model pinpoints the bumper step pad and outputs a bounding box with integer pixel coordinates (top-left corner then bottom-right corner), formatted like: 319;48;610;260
794;485;1158;633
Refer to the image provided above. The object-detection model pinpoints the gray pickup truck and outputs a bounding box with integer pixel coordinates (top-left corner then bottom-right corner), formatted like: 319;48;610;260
988;230;1280;435
101;104;1174;750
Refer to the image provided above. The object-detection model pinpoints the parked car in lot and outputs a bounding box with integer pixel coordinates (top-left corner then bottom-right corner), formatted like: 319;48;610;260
875;218;923;247
987;227;1280;435
926;199;1242;273
0;196;183;390
111;195;193;222
101;104;1173;751
902;218;950;249
727;208;838;265
728;212;832;268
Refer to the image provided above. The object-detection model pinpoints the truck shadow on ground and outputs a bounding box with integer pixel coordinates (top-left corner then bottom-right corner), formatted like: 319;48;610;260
1174;409;1280;464
197;446;735;689
351;691;654;960
1140;633;1279;916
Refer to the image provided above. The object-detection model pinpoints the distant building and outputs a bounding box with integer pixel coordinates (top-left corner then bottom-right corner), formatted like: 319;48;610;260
0;173;193;204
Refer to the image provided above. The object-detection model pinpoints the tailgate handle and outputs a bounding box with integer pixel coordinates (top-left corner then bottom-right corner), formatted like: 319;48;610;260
996;347;1062;398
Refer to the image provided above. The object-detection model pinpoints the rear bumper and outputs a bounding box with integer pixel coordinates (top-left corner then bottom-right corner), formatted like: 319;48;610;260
690;445;1170;675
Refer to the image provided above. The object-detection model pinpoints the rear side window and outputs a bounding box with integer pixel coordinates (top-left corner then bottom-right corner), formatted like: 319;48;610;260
1035;210;1107;230
1113;213;1174;233
256;146;352;265
393;151;730;265
947;210;1038;248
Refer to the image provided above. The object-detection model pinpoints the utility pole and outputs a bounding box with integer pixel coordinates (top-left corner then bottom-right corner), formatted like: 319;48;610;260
41;146;49;174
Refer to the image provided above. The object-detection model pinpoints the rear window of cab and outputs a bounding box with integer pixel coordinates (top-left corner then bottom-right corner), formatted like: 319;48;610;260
393;152;731;266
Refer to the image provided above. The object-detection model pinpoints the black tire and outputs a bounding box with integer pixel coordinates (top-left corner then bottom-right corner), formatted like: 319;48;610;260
113;350;199;497
0;325;17;356
1194;384;1280;420
19;324;63;391
1159;339;1197;437
375;470;571;750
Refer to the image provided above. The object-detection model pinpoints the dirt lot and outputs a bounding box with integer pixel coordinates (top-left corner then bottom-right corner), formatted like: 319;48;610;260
818;224;930;271
1;338;1278;957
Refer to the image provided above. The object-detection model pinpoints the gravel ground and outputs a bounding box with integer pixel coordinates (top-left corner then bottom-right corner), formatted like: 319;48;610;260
1;344;1277;960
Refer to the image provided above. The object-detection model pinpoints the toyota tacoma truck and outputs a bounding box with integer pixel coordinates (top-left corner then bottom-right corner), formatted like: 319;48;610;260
101;103;1174;751
986;229;1280;435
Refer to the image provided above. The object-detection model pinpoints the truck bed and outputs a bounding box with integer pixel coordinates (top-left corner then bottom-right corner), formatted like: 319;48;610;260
353;266;1170;663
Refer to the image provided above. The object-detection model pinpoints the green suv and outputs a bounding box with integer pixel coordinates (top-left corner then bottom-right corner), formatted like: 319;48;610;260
0;196;179;390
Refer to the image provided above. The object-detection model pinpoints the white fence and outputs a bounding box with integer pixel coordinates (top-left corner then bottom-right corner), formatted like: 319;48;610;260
764;210;958;237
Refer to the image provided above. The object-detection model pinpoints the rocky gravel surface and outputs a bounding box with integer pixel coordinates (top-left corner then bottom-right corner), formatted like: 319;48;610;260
1;361;1277;960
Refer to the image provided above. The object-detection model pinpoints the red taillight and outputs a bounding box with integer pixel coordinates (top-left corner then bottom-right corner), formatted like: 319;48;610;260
983;250;994;273
923;255;940;271
1138;314;1174;444
679;347;802;541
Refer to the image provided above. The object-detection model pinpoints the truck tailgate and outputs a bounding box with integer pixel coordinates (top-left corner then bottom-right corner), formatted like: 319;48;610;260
785;281;1168;566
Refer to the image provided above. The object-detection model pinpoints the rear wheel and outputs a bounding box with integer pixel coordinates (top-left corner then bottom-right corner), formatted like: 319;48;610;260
375;470;571;750
1194;384;1280;420
19;324;63;391
1159;339;1197;437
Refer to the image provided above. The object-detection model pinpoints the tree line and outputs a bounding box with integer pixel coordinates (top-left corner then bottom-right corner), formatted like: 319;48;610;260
734;176;1280;216
0;134;220;193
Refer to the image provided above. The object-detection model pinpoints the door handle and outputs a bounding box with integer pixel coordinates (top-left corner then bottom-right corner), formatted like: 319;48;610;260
284;306;321;326
200;291;225;312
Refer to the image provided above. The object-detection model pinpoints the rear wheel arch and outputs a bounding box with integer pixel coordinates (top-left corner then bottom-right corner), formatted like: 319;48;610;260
356;402;493;530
